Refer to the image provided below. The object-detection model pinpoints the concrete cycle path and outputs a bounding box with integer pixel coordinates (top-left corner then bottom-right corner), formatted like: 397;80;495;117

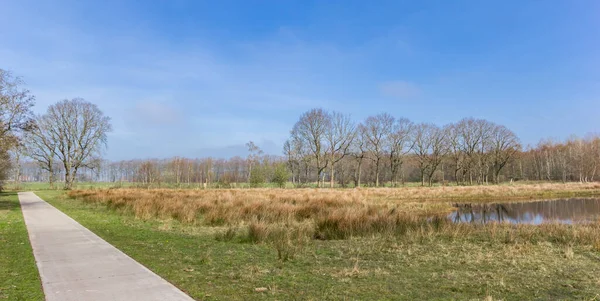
18;191;194;301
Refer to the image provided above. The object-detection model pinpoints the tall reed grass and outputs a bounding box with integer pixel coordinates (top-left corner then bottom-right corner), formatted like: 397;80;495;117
68;183;600;248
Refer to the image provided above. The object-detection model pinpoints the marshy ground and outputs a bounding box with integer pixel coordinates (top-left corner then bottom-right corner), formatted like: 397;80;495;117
27;183;600;300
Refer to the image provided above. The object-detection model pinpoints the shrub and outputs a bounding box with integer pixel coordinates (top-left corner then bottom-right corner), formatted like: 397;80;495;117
249;167;266;188
271;163;289;188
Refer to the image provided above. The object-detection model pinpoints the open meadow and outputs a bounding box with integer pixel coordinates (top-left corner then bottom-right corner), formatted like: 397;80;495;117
30;183;600;300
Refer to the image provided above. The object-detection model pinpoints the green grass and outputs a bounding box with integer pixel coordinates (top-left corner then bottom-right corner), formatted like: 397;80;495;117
4;181;136;191
37;190;600;300
0;192;44;301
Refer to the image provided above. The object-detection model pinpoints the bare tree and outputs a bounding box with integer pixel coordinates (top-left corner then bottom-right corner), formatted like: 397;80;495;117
0;69;35;189
570;137;588;182
389;118;414;186
0;69;35;136
413;123;448;186
446;123;465;185
455;118;494;185
352;124;368;187
167;156;186;187
24;115;58;187
490;124;520;183
456;118;479;184
137;160;161;188
362;113;394;187
474;119;495;184
290;108;330;187
37;98;112;189
325;111;356;188
588;135;600;181
283;140;295;184
246;141;263;182
283;138;306;185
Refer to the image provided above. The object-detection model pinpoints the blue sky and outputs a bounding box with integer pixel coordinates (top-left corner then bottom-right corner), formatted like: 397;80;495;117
1;0;599;160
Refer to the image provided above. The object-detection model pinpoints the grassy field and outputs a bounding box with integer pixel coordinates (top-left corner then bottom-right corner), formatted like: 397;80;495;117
0;192;44;300
6;179;587;191
35;183;600;300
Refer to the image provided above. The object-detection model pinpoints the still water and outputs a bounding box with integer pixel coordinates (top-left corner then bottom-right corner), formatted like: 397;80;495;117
448;198;600;224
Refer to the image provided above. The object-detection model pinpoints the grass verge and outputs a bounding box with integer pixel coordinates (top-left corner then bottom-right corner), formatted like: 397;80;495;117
0;192;44;300
38;190;600;300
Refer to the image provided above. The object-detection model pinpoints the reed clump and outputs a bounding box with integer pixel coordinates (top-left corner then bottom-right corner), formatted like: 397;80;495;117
247;221;313;261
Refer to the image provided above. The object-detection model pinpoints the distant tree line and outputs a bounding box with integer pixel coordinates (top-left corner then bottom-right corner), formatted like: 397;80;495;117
517;137;600;183
14;147;289;189
13;123;600;189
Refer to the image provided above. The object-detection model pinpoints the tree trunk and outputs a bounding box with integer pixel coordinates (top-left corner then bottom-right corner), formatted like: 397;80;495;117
49;171;55;189
65;172;72;189
304;165;309;184
494;169;501;184
401;169;405;186
330;163;335;188
375;159;380;187
357;158;363;188
454;169;460;186
14;152;21;187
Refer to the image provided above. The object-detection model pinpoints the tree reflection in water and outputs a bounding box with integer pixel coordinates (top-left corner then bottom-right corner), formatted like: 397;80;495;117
449;198;600;224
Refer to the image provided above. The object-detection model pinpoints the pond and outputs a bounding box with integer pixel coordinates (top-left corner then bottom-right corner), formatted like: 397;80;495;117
448;198;600;224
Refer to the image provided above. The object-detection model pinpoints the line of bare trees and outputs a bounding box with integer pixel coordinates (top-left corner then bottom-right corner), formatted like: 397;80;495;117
121;142;289;188
13;134;600;188
13;142;285;188
514;136;600;183
285;109;522;187
22;153;286;189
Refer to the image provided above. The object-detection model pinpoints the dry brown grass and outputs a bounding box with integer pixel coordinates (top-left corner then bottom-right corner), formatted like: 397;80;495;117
69;187;439;240
68;182;600;244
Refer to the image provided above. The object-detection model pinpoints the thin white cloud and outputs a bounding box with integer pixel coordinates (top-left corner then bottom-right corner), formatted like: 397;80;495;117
379;80;421;99
133;101;183;126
